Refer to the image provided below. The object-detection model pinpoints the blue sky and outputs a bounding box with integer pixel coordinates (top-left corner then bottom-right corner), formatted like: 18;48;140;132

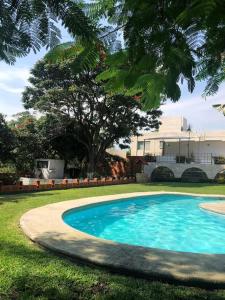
0;26;224;132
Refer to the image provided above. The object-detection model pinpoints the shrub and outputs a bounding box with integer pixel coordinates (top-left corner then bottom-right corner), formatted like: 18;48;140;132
215;173;225;184
0;164;19;185
214;156;225;164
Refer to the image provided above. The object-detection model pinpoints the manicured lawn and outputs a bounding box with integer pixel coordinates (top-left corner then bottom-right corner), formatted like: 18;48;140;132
1;182;225;299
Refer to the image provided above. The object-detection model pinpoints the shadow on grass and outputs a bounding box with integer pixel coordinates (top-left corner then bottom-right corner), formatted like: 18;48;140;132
29;230;225;290
142;182;224;189
0;191;56;205
1;239;225;300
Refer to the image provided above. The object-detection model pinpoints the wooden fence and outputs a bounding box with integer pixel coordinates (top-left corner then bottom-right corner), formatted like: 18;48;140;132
0;177;136;194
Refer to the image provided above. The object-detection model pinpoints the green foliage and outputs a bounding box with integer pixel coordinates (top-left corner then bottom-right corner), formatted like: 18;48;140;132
0;171;19;185
8;112;57;175
44;42;83;63
6;111;89;176
0;0;97;64
0;114;15;163
197;61;225;97
87;0;225;108
23;56;161;174
1;0;225;108
215;171;225;184
0;163;18;185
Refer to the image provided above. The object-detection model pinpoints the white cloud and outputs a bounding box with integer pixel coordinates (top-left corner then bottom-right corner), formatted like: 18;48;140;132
0;65;30;95
0;82;24;94
0;64;31;117
0;66;30;83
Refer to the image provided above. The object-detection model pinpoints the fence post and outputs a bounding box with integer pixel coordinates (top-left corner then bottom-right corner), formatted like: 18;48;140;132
36;180;40;189
63;179;68;187
19;181;23;190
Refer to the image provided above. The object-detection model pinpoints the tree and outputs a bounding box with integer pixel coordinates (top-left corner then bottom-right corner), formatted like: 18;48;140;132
23;59;161;176
0;0;97;64
47;0;224;109
0;113;15;163
37;114;88;167
8;112;89;175
2;0;225;107
8;112;54;175
88;0;225;108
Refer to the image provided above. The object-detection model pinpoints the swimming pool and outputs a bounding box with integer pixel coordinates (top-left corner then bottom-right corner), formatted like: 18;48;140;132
63;194;225;254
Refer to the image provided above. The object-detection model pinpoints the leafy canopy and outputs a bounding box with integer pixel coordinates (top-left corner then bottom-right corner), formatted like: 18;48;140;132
8;112;55;175
45;0;225;109
0;113;15;163
3;0;224;109
86;0;225;108
23;57;161;174
0;0;97;64
8;112;88;175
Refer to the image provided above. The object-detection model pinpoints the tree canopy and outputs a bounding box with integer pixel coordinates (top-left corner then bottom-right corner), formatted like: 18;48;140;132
23;58;161;175
2;0;224;108
87;0;225;108
42;0;225;109
0;0;97;64
8;112;54;174
0;113;15;163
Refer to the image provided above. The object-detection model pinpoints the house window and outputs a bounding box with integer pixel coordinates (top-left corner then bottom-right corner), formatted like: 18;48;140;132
37;161;48;169
144;141;150;152
160;141;164;149
137;141;144;150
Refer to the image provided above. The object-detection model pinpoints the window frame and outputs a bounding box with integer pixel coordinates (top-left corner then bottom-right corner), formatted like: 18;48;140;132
137;141;144;151
144;141;151;152
37;160;49;169
159;141;164;149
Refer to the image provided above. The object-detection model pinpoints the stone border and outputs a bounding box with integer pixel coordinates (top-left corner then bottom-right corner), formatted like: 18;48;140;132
20;191;225;286
200;202;225;215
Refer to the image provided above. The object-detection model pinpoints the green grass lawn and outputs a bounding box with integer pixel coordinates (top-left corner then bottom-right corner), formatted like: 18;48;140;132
2;182;225;300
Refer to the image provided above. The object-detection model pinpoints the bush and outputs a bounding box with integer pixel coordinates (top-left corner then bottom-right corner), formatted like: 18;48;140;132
0;164;19;185
0;173;19;185
214;156;225;164
215;173;225;184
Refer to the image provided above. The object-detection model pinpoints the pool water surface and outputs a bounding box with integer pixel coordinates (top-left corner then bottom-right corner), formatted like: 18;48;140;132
63;194;225;254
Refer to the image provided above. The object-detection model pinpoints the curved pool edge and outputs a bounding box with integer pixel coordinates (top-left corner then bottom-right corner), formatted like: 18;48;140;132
20;191;225;286
200;202;225;215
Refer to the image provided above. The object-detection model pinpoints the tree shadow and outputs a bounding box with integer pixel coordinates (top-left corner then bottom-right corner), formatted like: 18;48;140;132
142;182;224;190
31;230;225;290
1;239;225;300
0;191;56;205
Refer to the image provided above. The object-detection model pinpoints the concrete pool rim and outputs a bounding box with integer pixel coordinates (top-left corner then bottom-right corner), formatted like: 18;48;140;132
20;191;225;286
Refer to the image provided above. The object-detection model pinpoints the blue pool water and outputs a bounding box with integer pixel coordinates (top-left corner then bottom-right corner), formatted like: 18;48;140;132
63;194;225;254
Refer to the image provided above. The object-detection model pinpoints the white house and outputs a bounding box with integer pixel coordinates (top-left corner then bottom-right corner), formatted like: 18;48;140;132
130;116;225;181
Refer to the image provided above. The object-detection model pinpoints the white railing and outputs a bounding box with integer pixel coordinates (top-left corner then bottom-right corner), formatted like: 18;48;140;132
143;153;225;165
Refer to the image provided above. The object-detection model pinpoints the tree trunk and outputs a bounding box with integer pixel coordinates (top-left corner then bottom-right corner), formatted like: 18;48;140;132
87;150;95;179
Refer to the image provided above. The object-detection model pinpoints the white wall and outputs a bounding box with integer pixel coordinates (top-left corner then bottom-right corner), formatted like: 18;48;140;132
48;160;65;179
131;137;163;156
130;116;225;158
144;162;225;180
164;141;225;156
35;159;65;179
159;116;187;132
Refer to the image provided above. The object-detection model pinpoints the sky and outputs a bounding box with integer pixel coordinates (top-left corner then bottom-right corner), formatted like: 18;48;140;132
0;26;224;132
